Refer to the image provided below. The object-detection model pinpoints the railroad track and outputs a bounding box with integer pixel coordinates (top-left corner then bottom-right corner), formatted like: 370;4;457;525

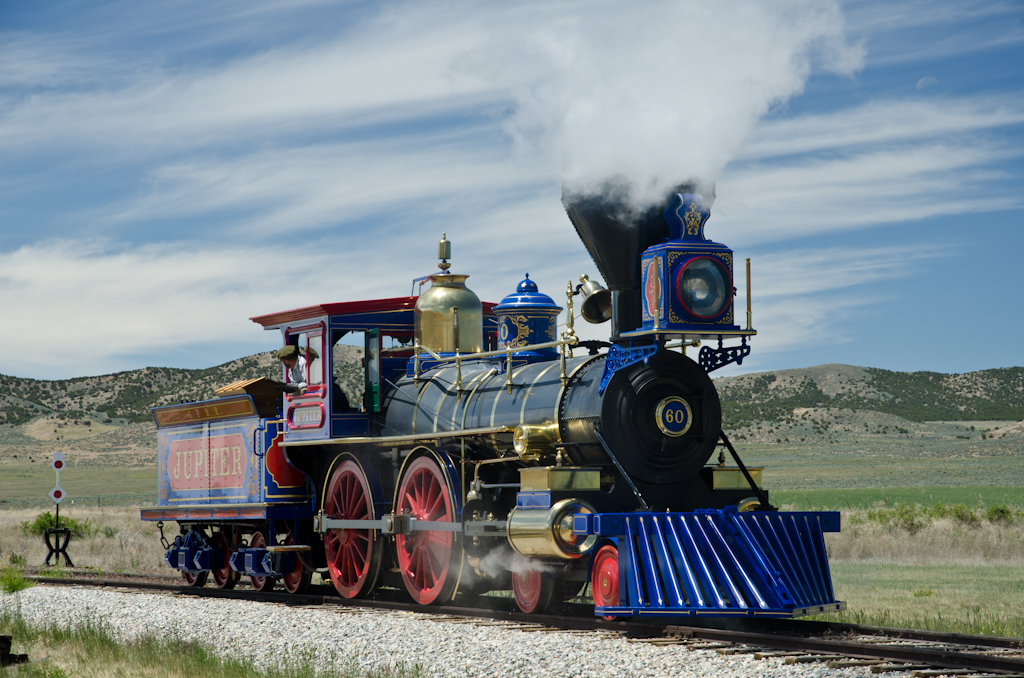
29;573;1024;677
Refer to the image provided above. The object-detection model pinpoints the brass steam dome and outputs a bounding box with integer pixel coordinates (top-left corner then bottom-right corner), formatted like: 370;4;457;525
415;233;483;354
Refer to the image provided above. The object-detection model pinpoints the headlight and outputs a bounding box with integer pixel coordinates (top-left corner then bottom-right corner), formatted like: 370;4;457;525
676;257;730;318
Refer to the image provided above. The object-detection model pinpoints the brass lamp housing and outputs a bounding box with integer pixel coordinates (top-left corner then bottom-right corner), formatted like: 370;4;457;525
512;424;560;457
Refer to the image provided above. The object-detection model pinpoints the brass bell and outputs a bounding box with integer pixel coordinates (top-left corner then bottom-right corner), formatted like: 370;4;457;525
578;274;611;324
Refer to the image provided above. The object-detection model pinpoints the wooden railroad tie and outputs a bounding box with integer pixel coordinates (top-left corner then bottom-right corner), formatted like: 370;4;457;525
1;636;28;668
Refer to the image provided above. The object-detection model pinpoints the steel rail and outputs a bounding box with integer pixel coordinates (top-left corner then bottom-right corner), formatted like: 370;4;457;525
29;574;1024;675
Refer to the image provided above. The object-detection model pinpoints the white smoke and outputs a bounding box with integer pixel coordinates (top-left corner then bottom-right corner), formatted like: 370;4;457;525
477;544;557;579
466;0;864;208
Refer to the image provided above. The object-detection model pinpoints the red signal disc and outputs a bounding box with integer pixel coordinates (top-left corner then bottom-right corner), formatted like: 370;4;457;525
54;460;64;469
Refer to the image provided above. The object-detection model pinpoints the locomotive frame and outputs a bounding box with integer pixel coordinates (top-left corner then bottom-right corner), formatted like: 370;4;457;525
142;191;844;618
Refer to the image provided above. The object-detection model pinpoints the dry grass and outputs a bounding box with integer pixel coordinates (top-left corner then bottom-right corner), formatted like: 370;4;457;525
0;507;168;574
826;514;1024;566
6;502;1024;576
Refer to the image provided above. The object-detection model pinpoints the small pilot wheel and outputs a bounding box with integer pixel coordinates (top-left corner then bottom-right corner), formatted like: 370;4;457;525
590;544;619;617
395;455;459;605
511;557;555;614
211;529;238;590
249;531;275;592
324;459;382;598
282;532;312;595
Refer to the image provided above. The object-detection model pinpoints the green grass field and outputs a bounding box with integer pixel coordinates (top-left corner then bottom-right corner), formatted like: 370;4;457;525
824;562;1024;637
772;486;1024;510
0;464;156;508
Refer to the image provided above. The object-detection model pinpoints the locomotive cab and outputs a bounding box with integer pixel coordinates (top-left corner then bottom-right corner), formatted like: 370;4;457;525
250;296;499;442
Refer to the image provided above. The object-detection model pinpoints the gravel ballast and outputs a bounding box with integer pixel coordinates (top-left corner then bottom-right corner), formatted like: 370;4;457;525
2;586;877;678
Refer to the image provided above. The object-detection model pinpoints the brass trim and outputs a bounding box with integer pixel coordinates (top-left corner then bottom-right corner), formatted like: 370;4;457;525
655;396;693;437
520;363;558;426
456;369;492;430
506;498;597;560
141;502;300;510
518;466;599;491
712;467;764;490
282;425;515;447
513;424;561;457
413;374;430;435
619;328;757;339
552;355;602;444
432;366;453;433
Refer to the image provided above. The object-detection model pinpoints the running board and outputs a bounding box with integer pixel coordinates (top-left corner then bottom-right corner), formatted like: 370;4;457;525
574;507;845;618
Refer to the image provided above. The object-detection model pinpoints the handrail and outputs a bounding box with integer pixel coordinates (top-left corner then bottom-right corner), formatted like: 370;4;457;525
414;336;577;364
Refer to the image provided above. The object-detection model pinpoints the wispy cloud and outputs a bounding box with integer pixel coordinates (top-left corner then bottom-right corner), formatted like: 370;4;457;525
0;14;494;155
844;0;1024;64
725;244;948;358
716;94;1024;245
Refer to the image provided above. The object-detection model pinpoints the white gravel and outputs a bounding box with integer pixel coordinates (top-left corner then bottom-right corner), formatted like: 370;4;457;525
2;586;879;678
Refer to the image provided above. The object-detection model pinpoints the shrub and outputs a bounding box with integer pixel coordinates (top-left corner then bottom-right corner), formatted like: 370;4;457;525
930;502;980;526
102;526;119;538
8;552;26;566
20;511;94;538
867;503;926;534
986;504;1015;524
0;567;33;594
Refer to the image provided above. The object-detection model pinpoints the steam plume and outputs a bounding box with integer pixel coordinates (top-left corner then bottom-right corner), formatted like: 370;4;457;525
468;0;864;209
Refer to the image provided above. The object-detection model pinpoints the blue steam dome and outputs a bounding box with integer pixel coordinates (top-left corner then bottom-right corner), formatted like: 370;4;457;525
493;274;562;356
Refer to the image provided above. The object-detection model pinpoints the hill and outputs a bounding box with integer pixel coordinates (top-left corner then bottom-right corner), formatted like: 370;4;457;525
0;357;1021;469
717;363;1024;428
0;347;364;426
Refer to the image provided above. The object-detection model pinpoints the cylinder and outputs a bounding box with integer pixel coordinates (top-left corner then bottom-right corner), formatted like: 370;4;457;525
506;498;597;560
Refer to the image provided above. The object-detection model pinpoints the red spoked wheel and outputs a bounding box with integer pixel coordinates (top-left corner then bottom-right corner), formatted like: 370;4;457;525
282;532;312;595
395;455;459;605
211;530;238;590
181;569;208;587
324;459;381;598
249;531;275;592
591;544;619;619
511;556;555;614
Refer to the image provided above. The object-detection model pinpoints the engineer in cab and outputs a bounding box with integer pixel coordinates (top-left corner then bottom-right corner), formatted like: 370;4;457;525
275;345;310;394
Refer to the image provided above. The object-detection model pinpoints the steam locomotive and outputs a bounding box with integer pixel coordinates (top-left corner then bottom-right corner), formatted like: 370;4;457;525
141;189;844;618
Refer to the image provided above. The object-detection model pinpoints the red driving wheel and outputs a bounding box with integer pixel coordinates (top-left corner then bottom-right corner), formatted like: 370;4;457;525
181;569;208;587
591;544;619;616
324;459;381;598
512;557;555;614
249;531;275;592
395;455;459;605
211;529;238;589
282;532;312;594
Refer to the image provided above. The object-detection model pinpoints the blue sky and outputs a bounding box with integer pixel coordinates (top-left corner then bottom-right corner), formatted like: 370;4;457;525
1;0;1021;380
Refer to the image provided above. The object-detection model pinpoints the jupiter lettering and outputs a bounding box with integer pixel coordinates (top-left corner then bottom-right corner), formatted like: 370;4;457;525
166;434;248;491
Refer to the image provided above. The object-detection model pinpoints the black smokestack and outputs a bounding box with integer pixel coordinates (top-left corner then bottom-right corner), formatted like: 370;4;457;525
562;180;714;342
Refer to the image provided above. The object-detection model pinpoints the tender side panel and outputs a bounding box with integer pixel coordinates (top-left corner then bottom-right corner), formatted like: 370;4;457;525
156;413;263;507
